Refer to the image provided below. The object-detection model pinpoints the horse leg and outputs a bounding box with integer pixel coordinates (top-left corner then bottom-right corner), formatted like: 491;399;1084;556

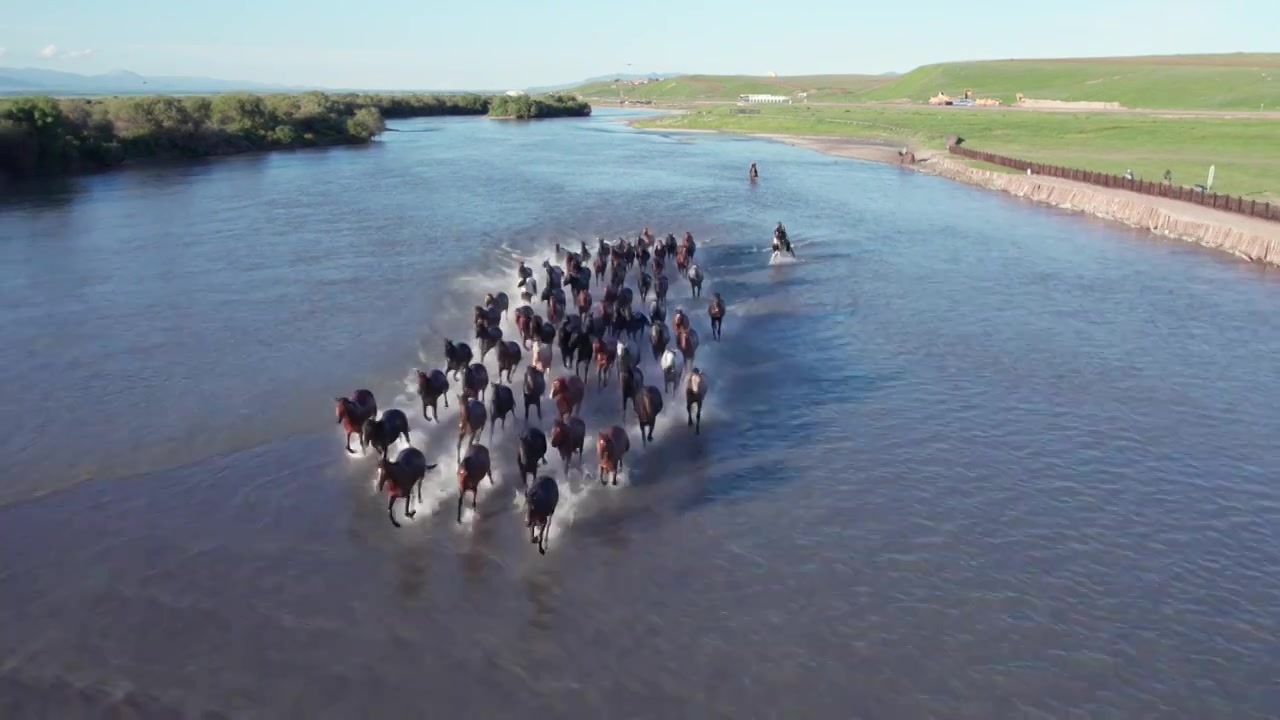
456;433;464;461
472;487;479;509
687;399;694;427
422;399;430;421
456;493;464;524
388;495;401;528
404;493;415;519
696;402;702;434
344;430;355;454
540;519;550;555
536;402;542;421
599;464;607;486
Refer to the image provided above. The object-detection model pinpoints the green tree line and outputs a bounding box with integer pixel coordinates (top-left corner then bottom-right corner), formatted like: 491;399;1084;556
486;93;592;119
0;91;590;178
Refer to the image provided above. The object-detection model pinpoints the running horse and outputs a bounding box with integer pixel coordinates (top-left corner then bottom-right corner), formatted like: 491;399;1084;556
335;389;378;454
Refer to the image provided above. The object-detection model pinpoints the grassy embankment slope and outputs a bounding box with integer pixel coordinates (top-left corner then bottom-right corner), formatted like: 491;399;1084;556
621;54;1280;201
572;74;891;103
576;54;1280;110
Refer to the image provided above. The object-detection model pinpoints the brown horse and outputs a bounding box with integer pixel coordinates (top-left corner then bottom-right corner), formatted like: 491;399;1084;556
592;336;617;388
456;398;487;459
497;340;522;383
456;443;493;523
360;408;411;460
677;328;699;370
524;475;558;553
523;365;546;421
576;288;592;317
462;363;489;402
335;389;378;454
549;416;586;470
444;339;473;379
476;324;502;362
516;427;548;488
592;253;607;285
487;291;510;320
415;368;450;421
489;383;515;440
672;308;690;335
685;367;709;434
650;322;670;362
377;447;437;528
515;306;536;348
621;363;644;415
595;425;630;486
550;375;585;420
707;293;725;341
634;385;664;445
675;247;690;275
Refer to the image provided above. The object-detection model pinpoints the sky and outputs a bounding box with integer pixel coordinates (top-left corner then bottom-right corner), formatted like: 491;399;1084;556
1;0;1277;90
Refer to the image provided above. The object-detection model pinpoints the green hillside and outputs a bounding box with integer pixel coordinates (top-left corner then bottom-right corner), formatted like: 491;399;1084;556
859;53;1280;110
570;74;891;102
571;54;1280;111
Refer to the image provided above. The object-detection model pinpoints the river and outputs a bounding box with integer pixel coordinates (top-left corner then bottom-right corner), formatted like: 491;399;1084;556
2;108;1279;719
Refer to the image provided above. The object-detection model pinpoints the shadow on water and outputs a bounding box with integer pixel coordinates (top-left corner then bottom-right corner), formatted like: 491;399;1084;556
0;176;80;212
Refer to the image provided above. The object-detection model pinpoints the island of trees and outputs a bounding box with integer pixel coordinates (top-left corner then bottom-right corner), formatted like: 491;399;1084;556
0;91;592;179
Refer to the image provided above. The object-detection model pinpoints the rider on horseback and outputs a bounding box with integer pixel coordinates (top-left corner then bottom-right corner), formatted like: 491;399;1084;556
772;222;795;258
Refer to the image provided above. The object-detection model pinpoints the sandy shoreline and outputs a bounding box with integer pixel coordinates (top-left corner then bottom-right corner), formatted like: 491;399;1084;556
625;119;1280;265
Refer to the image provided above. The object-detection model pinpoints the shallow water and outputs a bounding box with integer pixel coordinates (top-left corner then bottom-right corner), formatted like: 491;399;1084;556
2;108;1280;719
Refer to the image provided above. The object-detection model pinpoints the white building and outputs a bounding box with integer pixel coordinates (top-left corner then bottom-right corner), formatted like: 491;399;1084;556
737;94;792;104
505;90;527;97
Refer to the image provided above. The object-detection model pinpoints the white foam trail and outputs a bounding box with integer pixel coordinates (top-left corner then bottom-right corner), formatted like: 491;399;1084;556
342;233;736;546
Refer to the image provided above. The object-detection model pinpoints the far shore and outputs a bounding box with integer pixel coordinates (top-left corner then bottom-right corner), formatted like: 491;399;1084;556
623;118;1280;265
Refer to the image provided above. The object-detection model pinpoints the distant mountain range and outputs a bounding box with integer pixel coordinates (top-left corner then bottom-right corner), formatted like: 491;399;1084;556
0;67;308;96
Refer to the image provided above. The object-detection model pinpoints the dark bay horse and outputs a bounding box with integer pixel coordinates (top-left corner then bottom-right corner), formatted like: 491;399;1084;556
335;389;377;454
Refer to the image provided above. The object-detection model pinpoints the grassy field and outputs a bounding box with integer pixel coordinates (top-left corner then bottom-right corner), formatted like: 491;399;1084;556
633;105;1280;201
571;74;891;103
573;54;1280;110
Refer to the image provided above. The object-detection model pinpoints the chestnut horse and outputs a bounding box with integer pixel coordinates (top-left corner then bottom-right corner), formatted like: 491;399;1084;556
550;416;586;471
592;336;617;389
677;328;699;371
707;293;725;341
634;385;664;445
550;375;585;420
335;389;377;454
595;425;631;486
456;398;487;459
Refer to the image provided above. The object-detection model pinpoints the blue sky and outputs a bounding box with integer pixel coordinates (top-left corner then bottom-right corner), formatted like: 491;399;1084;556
1;0;1276;89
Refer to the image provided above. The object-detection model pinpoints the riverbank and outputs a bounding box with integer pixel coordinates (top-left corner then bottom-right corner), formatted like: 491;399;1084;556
0;92;590;179
627;116;1280;266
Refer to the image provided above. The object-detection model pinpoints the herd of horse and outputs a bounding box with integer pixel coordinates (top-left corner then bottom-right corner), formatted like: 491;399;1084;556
333;229;726;554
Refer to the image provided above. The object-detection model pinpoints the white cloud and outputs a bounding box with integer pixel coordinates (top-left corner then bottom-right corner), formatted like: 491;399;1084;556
39;44;57;58
62;48;93;59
